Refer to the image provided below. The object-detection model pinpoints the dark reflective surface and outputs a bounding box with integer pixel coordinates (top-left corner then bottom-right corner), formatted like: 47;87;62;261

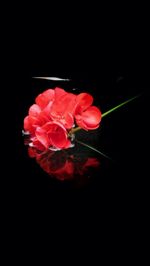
8;59;147;228
27;144;100;187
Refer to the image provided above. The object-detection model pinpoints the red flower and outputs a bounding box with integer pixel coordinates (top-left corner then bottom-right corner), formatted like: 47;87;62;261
23;87;102;151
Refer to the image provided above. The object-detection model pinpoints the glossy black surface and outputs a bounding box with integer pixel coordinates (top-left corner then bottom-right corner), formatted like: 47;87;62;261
2;33;146;229
12;68;146;210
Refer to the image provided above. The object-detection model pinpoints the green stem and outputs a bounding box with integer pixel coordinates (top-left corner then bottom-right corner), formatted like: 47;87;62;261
102;94;140;118
70;126;81;134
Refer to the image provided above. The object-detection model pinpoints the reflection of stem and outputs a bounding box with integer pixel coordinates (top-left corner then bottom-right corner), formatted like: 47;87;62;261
76;140;112;160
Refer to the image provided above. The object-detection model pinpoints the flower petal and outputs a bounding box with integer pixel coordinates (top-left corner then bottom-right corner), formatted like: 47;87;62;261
63;113;74;129
35;127;50;149
24;116;38;134
50;92;76;129
32;139;47;151
54;87;67;101
37;111;50;125
29;104;41;117
76;93;93;112
42;121;70;149
42;89;55;101
42;101;53;116
61;93;77;114
24;116;30;131
75;106;101;130
28;116;42;127
35;94;47;109
51;92;76;116
35;89;54;109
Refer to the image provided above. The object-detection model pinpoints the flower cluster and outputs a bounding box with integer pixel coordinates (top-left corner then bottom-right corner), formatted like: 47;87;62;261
24;87;101;151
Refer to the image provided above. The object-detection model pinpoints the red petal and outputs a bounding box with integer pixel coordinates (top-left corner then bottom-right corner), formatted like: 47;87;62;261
37;101;53;125
74;119;90;130
24;116;30;131
42;121;69;149
61;93;77;114
64;138;72;149
76;93;93;112
35;127;50;149
43;101;53;116
32;139;47;151
24;116;38;134
35;89;54;109
50;92;76;129
75;106;101;130
42;89;55;101
35;94;47;109
63;113;74;129
82;106;101;126
54;87;67;101
37;111;50;125
29;104;41;117
51;92;76;116
48;129;67;149
28;116;42;127
41;121;55;132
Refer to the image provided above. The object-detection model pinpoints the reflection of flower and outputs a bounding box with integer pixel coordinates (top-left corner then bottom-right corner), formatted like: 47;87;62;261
28;146;100;182
24;87;101;151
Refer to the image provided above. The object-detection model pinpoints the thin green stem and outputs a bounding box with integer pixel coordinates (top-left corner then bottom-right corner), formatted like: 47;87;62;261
69;126;81;135
72;126;81;133
102;94;140;118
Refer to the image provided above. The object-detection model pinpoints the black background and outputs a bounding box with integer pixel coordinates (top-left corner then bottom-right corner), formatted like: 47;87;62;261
3;10;149;254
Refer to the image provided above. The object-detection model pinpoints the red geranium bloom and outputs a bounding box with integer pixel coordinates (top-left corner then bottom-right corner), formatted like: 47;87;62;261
23;87;102;151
